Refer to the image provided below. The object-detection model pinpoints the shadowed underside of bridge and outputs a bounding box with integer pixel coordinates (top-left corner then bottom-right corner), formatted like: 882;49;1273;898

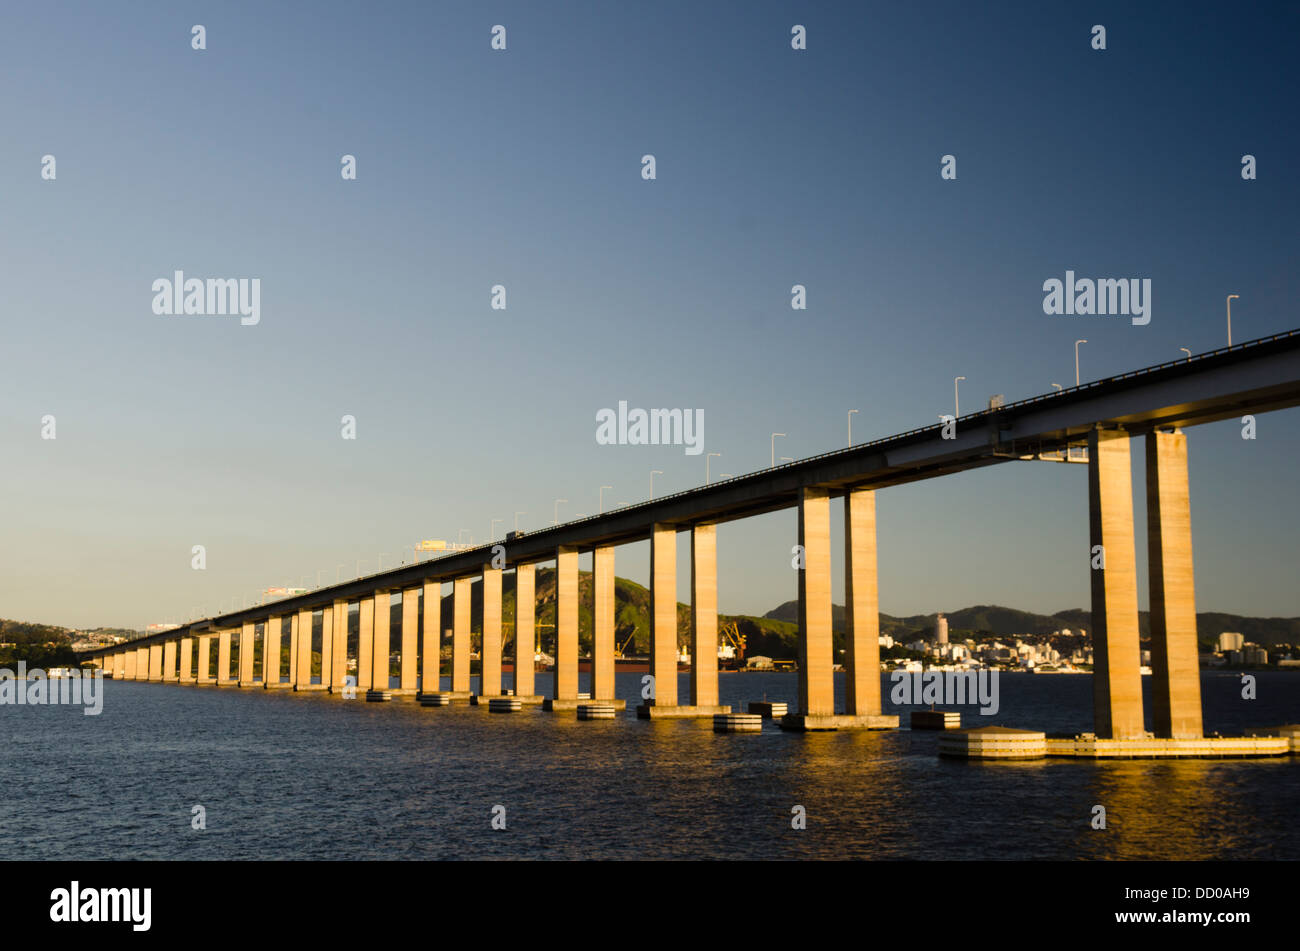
88;329;1300;736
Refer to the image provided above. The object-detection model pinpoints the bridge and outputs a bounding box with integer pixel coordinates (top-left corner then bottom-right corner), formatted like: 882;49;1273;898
84;328;1300;736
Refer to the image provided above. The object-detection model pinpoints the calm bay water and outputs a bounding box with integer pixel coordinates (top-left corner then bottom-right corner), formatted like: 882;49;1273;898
4;671;1297;860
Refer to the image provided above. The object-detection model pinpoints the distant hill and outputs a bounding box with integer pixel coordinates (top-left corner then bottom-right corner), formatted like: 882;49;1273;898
764;601;1300;648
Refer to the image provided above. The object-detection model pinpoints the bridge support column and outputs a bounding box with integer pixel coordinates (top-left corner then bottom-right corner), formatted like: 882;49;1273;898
237;621;255;686
513;566;536;699
780;488;837;729
125;649;138;680
196;635;213;684
593;545;616;701
398;588;419;696
357;596;374;693
218;629;235;685
479;566;503;698
1088;428;1145;739
264;617;285;688
328;600;348;693
545;546;581;710
162;640;178;683
689;524;727;714
148;643;163;682
637;523;691;718
368;591;392;699
318;606;333;690
419;582;441;697
287;613;299;688
295;608;316;689
844;488;887;720
452;578;471;693
1147;430;1204;738
179;636;194;683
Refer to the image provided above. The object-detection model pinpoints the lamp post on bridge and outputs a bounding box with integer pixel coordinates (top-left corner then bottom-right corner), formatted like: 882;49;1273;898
514;512;526;532
706;453;720;485
1074;339;1087;387
1180;348;1192;361
599;486;612;514
1226;295;1239;346
490;518;503;541
770;433;785;469
650;470;663;500
848;409;858;447
553;499;567;526
1051;383;1063;392
953;378;965;419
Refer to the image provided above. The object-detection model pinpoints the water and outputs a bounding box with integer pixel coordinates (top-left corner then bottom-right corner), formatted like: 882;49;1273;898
4;671;1297;859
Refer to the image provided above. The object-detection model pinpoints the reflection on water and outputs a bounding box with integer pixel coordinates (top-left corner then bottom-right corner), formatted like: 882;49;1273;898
2;672;1295;859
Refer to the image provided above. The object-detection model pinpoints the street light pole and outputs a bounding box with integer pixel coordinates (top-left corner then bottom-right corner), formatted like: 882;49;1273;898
771;433;785;469
650;470;663;500
1051;383;1063;392
490;518;502;541
514;512;526;532
599;486;612;514
1074;339;1087;387
848;409;858;447
706;453;720;484
1227;294;1239;346
553;500;567;526
953;377;965;418
1180;347;1191;361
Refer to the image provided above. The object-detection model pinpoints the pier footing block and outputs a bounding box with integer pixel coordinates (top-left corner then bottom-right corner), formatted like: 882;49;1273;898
547;697;627;712
714;713;763;733
636;703;731;719
779;713;899;732
418;691;472;707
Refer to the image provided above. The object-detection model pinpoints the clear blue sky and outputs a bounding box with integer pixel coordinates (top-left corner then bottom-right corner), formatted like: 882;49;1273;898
1;1;1297;630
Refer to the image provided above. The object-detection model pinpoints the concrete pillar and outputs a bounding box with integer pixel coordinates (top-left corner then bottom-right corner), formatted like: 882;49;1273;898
452;578;471;693
329;600;348;692
400;588;419;694
513;565;535;697
357;596;374;691
319;607;334;689
480;566;503;697
238;621;255;686
421;582;440;694
288;613;299;688
844;488;882;716
1146;430;1203;738
218;630;233;685
593;545;616;701
554;547;580;701
370;591;391;691
125;649;138;680
197;635;213;684
217;630;233;684
1088;428;1145;739
797;487;834;717
690;525;718;707
148;643;163;682
179;636;194;683
295;608;313;688
649;523;678;707
261;613;282;685
162;640;178;682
